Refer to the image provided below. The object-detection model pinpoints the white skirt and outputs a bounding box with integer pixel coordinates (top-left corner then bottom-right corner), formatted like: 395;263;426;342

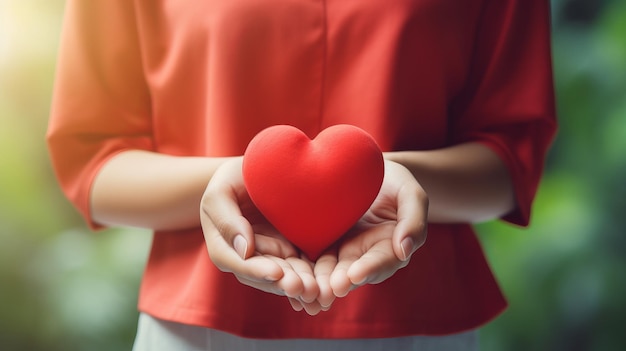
132;313;479;351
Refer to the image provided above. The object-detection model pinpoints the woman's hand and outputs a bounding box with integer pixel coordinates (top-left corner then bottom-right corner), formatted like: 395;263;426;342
200;157;327;315
201;158;427;311
318;160;428;298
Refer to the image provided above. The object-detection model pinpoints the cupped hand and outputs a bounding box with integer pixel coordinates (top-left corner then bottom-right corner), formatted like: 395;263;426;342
321;160;428;298
200;157;326;315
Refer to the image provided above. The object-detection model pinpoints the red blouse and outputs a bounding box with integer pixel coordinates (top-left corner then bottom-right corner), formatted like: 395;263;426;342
47;0;557;338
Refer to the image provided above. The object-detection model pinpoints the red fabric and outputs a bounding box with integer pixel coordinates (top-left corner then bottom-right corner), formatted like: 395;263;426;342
47;0;557;338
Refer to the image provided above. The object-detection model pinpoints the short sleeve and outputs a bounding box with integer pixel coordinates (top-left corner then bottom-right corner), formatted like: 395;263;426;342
449;0;558;226
46;0;153;229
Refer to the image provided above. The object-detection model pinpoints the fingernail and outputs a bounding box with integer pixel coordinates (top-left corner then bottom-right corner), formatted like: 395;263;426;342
352;277;367;286
401;237;415;261
234;235;247;259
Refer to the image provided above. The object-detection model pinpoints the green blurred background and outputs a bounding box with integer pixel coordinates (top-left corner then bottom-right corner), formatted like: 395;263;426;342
1;0;624;350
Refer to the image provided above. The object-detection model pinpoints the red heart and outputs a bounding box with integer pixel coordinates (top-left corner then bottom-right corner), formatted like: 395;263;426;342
242;124;384;260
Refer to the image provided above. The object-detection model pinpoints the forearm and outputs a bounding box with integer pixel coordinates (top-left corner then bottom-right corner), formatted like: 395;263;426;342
385;142;515;223
91;150;235;230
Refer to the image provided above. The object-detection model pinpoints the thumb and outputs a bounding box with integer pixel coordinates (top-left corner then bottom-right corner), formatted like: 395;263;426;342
392;184;428;262
200;192;256;260
201;199;283;282
200;157;256;261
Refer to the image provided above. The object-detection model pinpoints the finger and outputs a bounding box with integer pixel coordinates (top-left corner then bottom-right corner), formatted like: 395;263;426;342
392;181;428;261
287;297;325;316
202;184;255;259
254;232;299;258
346;239;405;286
265;256;305;298
235;276;288;297
286;257;319;303
314;252;338;308
299;300;324;316
202;207;286;283
219;258;290;300
288;297;304;312
329;250;359;298
200;158;286;280
234;255;309;297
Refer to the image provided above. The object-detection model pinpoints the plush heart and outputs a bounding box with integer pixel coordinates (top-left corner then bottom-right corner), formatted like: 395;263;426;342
242;124;384;260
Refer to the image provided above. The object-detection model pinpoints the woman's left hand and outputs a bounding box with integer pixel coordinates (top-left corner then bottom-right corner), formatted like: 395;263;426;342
315;160;428;299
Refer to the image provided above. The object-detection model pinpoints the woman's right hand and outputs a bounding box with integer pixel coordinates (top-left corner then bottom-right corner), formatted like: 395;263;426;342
200;157;329;315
